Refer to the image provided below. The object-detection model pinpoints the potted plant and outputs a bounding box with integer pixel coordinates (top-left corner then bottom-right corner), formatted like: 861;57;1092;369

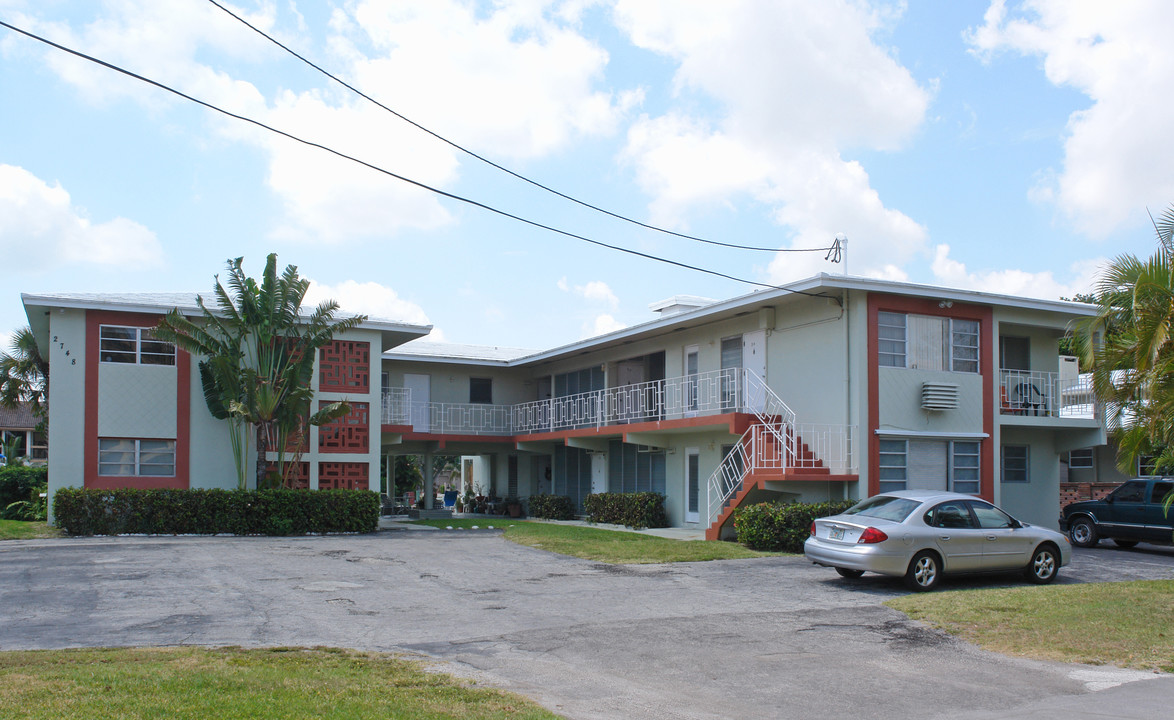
504;497;524;518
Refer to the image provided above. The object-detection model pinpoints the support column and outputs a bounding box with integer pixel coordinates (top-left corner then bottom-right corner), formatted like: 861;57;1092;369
423;451;434;509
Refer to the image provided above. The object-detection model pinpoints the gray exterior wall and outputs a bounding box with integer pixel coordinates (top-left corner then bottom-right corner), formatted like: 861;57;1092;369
44;309;87;518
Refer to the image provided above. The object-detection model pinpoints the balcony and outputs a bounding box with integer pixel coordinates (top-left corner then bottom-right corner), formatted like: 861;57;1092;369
383;369;756;436
1000;369;1096;419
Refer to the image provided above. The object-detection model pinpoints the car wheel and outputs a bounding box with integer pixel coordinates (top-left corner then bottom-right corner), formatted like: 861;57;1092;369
1113;539;1139;549
904;551;941;592
1024;544;1059;584
835;567;865;579
1069;517;1099;548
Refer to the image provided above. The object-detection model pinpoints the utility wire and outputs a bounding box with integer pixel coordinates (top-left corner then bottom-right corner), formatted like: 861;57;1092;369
0;18;830;298
206;0;833;256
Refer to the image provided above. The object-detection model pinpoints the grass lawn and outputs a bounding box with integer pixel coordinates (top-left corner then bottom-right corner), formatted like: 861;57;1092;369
406;518;781;563
0;520;60;540
887;579;1174;672
0;646;561;720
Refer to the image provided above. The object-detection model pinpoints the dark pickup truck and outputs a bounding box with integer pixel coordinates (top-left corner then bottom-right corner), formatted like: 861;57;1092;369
1060;477;1174;548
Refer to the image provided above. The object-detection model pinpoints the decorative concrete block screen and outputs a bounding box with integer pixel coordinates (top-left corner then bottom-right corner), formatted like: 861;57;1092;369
266;461;309;489
319;461;368;490
318;401;369;453
319;340;370;393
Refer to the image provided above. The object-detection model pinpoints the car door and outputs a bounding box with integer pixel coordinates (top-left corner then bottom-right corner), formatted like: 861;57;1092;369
968;500;1032;569
1144;480;1174;544
1101;480;1149;540
924;500;986;571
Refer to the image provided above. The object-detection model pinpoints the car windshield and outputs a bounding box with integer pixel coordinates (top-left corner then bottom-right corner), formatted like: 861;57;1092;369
842;496;921;522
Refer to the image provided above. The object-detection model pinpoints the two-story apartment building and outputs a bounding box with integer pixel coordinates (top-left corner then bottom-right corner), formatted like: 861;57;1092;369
377;274;1104;537
24;274;1105;538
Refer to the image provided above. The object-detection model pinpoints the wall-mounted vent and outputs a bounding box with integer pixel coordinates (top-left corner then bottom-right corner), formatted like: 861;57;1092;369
921;382;959;410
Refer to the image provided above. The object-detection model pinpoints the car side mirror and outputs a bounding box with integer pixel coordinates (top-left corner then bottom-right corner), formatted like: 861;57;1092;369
1009;519;1022;529
1105;496;1115;504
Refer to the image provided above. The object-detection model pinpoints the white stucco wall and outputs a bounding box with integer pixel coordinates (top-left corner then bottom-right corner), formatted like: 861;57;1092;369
44;309;87;519
97;363;177;438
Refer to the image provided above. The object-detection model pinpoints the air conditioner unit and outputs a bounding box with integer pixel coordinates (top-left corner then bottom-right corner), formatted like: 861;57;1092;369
921;382;959;410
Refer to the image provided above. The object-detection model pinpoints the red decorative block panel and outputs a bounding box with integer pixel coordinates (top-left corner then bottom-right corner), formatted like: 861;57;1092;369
318;401;369;453
266;461;309;489
319;340;370;393
318;461;368;490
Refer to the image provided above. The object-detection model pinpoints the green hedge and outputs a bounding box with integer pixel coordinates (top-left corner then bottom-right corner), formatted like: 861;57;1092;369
583;492;668;530
0;465;48;508
733;499;857;552
526;494;576;521
53;488;380;536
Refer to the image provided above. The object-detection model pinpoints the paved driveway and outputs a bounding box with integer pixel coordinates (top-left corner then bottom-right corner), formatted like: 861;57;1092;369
2;531;1172;720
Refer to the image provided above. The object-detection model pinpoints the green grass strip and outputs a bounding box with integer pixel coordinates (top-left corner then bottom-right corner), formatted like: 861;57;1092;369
0;520;60;540
887;579;1174;672
0;646;561;719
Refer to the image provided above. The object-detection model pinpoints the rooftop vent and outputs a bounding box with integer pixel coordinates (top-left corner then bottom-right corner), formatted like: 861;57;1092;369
648;294;715;318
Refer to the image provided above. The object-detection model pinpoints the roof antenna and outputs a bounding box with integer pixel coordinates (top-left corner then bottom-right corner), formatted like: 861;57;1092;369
826;234;847;275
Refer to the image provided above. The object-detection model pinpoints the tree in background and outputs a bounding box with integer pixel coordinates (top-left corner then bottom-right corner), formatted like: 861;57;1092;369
155;254;366;489
0;326;49;420
1077;206;1174;491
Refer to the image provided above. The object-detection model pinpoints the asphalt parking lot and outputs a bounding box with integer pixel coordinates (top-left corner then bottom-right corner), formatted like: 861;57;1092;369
2;530;1172;720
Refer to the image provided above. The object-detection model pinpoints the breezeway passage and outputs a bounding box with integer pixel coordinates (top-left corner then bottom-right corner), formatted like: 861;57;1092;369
2;530;1171;720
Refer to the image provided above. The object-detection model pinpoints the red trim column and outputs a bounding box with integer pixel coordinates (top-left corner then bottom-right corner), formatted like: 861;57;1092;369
866;295;994;501
84;311;191;490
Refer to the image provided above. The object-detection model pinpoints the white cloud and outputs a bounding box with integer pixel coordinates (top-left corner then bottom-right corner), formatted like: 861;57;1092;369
929;244;1104;300
304;278;431;326
583;313;626;338
967;0;1174;237
558;277;620;308
613;0;932;281
0;164;163;269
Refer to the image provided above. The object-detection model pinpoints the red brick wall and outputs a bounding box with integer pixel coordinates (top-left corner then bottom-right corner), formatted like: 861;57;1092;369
1060;482;1121;506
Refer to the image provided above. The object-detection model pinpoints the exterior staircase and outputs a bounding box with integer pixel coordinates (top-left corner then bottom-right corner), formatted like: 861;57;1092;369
704;372;857;541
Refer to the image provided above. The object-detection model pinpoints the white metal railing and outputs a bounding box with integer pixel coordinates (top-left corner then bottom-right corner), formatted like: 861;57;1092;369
1000;370;1097;419
383;387;411;425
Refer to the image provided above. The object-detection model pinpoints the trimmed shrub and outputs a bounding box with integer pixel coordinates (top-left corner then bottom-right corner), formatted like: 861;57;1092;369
53;488;380;536
527;494;575;521
583;492;669;530
733;499;857;552
0;465;47;508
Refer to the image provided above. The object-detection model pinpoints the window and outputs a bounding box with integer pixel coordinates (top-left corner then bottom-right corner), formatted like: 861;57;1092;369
1110;481;1147;503
98;438;175;476
970;501;1015;529
877;313;979;373
925;501;976;529
878;312;906;367
1138;455;1159;477
878;439;907;492
1002;445;1029;483
951;319;980;373
1151;481;1173;505
1067;448;1094;469
469;378;492;404
100;326;176;365
845;495;920;522
952;441;980;494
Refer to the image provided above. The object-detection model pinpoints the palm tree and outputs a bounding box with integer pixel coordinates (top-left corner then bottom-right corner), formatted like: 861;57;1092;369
0;326;49;420
1078;205;1174;483
155;254;366;489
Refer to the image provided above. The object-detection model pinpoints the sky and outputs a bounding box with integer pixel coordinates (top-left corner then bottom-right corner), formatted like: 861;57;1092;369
1;0;1171;353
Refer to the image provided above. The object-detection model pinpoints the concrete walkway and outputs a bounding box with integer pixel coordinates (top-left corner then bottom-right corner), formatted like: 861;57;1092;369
380;515;707;540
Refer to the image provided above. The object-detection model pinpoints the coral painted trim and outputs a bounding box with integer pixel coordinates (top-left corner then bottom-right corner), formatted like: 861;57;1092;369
866;294;994;501
84;311;191;490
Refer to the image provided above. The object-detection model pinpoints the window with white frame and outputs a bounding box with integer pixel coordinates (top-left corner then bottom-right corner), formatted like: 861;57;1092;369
878;439;908;492
877;313;979;373
99;326;176;366
1002;445;1029;483
1067;448;1094;469
952;442;981;493
98;438;176;476
878;312;907;368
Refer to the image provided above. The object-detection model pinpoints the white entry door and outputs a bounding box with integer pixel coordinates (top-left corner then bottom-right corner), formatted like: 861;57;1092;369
742;330;767;413
591;453;607;494
403;373;430;432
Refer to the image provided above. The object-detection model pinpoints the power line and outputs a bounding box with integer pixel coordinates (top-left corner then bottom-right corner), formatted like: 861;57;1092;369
0;18;830;298
206;0;833;256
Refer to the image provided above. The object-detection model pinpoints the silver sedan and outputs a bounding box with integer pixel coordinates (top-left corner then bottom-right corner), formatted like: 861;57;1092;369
804;490;1071;591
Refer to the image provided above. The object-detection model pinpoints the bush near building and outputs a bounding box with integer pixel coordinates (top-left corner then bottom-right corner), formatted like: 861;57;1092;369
734;499;857;552
53;488;379;536
583;492;669;530
526;494;576;520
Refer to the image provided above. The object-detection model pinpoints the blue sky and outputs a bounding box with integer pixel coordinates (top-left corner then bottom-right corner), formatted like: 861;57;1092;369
1;0;1170;352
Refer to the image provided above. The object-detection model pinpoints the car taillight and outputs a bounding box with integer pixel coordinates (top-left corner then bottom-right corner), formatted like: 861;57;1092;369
810;521;816;536
857;527;888;544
